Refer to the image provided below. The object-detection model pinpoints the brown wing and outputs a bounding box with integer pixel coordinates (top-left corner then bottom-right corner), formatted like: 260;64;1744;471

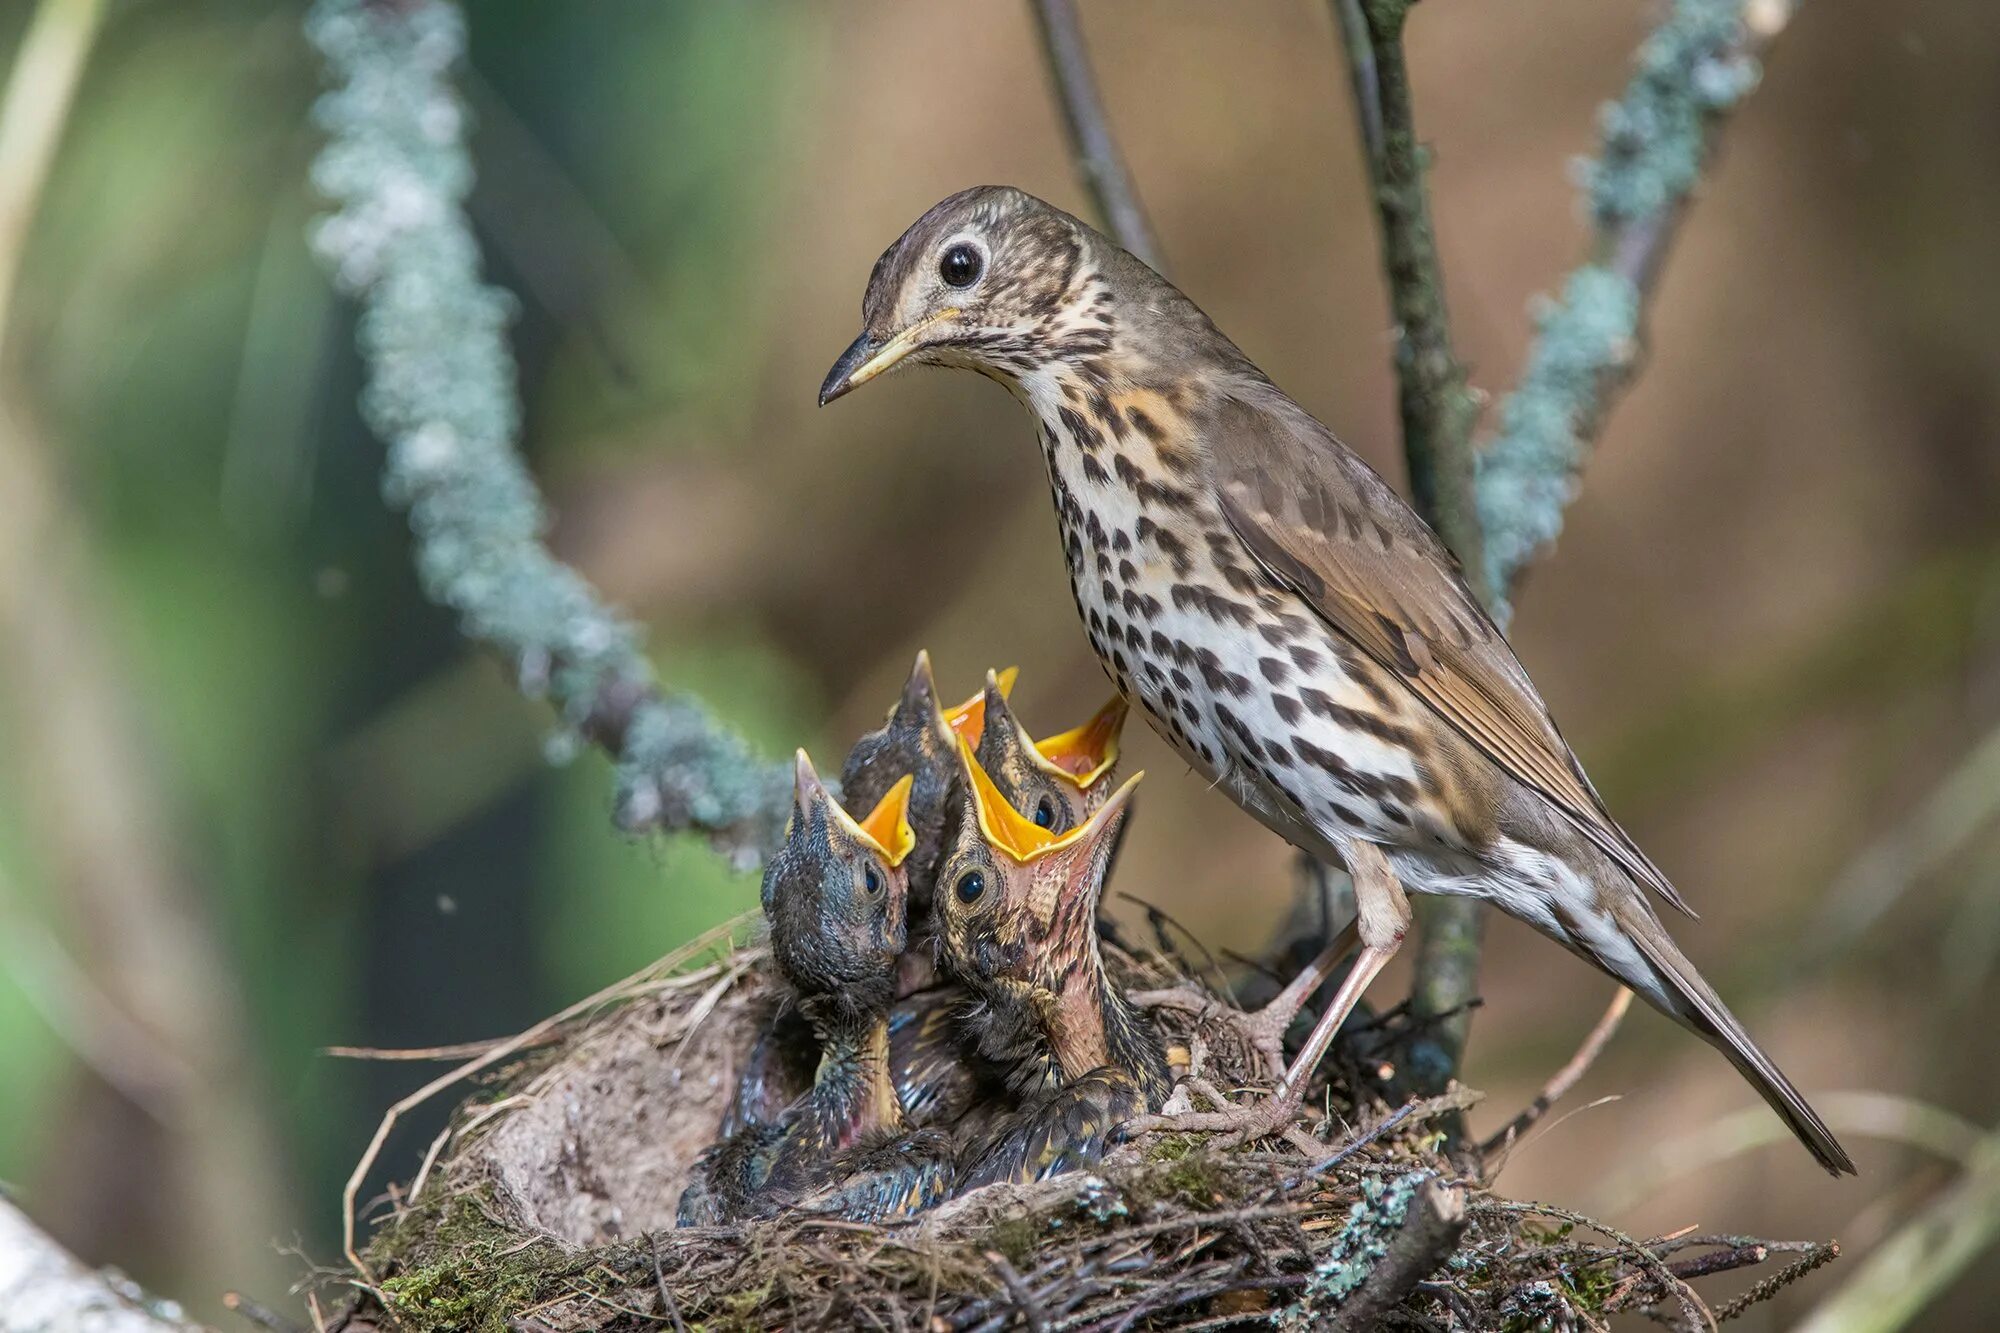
1208;383;1693;918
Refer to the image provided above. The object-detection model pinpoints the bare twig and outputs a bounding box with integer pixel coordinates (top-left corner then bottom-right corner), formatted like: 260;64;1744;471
222;1293;305;1333
1480;986;1632;1163
1327;1180;1468;1331
647;1235;689;1333
1026;0;1160;268
983;1252;1048;1333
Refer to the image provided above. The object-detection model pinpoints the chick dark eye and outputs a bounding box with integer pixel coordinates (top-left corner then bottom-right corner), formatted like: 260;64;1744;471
1032;797;1055;829
939;242;982;288
863;864;882;896
955;869;985;904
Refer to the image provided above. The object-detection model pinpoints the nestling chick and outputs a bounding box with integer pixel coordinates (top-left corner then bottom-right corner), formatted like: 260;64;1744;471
934;745;1170;1187
680;754;951;1223
838;651;1016;908
972;673;1128;837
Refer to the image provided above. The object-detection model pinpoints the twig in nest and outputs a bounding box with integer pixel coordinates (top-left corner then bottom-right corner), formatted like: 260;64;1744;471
1720;1241;1840;1323
983;1250;1049;1333
1481;986;1632;1169
1491;1199;1714;1332
1664;1244;1768;1282
224;1292;306;1333
648;1234;689;1333
1327;1179;1468;1331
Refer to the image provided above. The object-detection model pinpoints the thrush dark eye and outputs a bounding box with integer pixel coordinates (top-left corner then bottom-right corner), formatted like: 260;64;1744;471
1032;796;1056;829
939;242;982;288
863;863;882;896
955;869;985;904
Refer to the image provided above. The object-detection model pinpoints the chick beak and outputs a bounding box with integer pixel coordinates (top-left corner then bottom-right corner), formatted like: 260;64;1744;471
850;773;917;868
1061;770;1143;906
889;649;953;740
943;666;1020;748
790;748;834;839
817;309;957;405
1033;695;1130;789
958;737;1063;864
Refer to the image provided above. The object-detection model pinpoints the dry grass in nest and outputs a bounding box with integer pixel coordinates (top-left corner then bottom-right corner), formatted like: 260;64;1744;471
316;919;1837;1332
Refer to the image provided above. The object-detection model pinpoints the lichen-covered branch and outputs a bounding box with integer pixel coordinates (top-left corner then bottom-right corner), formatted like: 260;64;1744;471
306;0;789;866
1476;0;1802;614
1335;0;1802;1103
1027;0;1161;270
1326;1178;1468;1330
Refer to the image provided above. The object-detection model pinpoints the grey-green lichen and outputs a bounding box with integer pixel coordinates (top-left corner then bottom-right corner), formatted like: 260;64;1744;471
1475;0;1772;614
306;0;788;865
1579;0;1765;227
1279;1168;1434;1326
1474;265;1639;612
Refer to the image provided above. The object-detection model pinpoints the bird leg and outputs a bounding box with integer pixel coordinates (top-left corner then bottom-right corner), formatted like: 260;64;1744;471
1277;840;1409;1099
1130;842;1410;1149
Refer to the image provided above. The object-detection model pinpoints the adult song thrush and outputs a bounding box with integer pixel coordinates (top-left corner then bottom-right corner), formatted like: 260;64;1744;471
820;186;1854;1175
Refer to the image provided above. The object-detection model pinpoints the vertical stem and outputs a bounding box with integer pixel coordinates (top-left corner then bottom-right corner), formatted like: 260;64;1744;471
1334;0;1488;1103
1027;0;1161;269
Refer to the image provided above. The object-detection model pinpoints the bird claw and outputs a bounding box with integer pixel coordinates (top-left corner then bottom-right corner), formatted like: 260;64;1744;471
1130;984;1294;1082
1129;1076;1309;1151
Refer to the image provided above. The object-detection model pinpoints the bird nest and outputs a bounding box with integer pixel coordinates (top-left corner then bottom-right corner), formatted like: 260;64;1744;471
316;918;1838;1333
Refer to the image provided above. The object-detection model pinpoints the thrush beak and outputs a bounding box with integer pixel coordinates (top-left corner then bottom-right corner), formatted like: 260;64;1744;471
1032;695;1130;790
882;649;951;736
943;666;1020;747
790;747;833;840
817;309;958;405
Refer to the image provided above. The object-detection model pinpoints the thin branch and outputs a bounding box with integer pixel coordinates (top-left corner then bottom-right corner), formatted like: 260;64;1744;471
1335;0;1485;574
305;0;790;869
1026;0;1160;268
1480;986;1633;1162
1476;0;1805;612
1331;0;1488;1111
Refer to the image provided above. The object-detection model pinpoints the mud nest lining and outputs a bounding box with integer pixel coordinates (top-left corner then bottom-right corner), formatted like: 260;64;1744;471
324;922;1835;1332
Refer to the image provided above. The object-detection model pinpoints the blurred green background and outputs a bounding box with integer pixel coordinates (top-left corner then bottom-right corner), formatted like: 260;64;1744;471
1;1;1997;1327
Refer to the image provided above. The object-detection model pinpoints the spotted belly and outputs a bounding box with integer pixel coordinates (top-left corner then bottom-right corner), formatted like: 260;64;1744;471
1052;497;1442;860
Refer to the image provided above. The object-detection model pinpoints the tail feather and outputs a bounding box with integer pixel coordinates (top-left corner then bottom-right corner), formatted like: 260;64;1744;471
1606;903;1856;1176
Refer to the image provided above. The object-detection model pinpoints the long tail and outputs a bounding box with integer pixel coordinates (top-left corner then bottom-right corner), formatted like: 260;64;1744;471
1599;901;1856;1176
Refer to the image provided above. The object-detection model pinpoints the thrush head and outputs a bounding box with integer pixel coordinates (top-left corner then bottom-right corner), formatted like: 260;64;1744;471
819;186;1166;403
764;750;916;1021
972;674;1128;837
839;652;1010;896
934;739;1138;1006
